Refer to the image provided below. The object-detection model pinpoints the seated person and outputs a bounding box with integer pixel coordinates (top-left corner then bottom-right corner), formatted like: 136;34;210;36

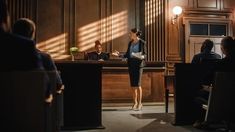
12;18;64;102
86;40;109;61
191;39;221;64
0;0;42;71
193;36;235;129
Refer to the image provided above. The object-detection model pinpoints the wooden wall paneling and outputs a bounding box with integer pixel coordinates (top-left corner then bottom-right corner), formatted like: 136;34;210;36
230;0;235;36
221;0;234;11
151;71;164;102
100;0;111;52
145;0;166;61
63;0;70;48
194;0;220;10
102;73;151;100
75;0;138;54
75;0;101;52
102;70;164;102
69;0;75;48
36;0;69;60
102;73;132;99
166;0;190;74
7;0;36;28
37;0;64;41
187;0;194;9
110;0;137;53
166;0;189;63
164;0;169;63
187;0;234;11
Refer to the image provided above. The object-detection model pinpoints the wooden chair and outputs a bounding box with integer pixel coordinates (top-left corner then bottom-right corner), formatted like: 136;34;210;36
174;63;215;125
203;72;235;130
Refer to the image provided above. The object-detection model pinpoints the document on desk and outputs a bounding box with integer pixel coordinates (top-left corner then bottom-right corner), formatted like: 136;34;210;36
131;52;144;60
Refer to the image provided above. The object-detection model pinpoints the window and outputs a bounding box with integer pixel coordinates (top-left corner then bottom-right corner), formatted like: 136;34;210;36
190;23;227;36
210;24;227;36
190;24;208;35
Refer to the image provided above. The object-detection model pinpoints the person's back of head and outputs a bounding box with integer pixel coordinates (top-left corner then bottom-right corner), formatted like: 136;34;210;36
221;36;235;57
201;39;214;52
0;0;10;32
12;18;36;40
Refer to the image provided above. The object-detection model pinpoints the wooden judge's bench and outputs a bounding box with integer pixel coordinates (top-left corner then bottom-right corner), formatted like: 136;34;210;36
55;60;165;130
101;61;166;103
56;60;166;103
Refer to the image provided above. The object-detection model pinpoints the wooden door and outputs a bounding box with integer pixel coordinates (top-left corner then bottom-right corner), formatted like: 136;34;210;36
188;37;224;63
184;18;233;63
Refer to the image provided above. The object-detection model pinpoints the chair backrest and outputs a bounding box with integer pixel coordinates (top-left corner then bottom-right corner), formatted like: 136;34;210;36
174;63;216;125
0;71;56;132
205;72;235;123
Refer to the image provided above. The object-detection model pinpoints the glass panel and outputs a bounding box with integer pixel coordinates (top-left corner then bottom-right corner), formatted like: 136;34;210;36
190;24;208;35
210;24;227;36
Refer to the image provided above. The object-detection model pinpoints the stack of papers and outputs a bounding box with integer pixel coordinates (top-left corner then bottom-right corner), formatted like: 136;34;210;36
131;52;144;60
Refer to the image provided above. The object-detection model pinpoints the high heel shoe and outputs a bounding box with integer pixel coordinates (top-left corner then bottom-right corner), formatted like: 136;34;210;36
136;104;143;111
131;104;138;110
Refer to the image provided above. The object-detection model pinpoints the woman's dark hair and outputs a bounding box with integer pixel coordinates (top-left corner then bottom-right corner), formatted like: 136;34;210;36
131;28;142;37
95;40;102;47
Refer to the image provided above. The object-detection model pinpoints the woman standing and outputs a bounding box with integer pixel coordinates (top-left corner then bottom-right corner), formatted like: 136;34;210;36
112;28;147;110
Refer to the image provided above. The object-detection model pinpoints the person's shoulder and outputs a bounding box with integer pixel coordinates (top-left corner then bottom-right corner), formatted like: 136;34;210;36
39;51;51;58
87;51;97;58
215;54;222;59
11;32;33;43
211;51;221;56
215;53;222;58
219;57;235;64
88;51;97;55
102;52;109;56
215;58;235;71
7;32;35;46
191;53;202;63
193;53;202;57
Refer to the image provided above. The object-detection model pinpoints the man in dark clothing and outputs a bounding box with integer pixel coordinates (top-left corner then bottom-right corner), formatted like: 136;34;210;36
0;0;50;131
12;18;64;93
191;39;221;64
219;36;235;64
0;0;42;71
193;36;235;129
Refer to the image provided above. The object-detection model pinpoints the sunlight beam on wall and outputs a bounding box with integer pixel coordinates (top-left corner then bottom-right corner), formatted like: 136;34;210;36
37;33;69;60
145;0;160;26
77;11;128;51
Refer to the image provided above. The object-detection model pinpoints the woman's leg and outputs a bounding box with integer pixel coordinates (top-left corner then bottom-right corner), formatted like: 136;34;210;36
132;88;138;109
137;86;143;110
138;86;142;104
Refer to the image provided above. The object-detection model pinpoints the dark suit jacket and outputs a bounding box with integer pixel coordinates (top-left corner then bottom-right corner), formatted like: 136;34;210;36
201;56;235;85
87;51;109;60
0;29;41;71
39;51;63;89
191;51;221;64
0;30;53;97
124;39;147;67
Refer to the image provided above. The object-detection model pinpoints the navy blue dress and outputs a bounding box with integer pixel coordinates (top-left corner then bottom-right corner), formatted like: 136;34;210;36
123;39;147;87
